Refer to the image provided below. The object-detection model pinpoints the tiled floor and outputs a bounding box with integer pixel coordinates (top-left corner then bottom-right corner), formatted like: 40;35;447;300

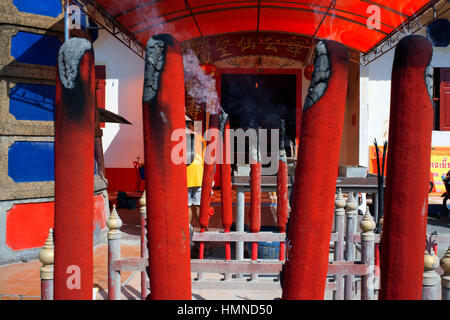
0;242;142;300
1;199;449;300
0;258;41;300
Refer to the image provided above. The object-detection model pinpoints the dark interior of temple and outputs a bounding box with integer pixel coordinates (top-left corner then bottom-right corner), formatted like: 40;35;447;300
221;73;297;161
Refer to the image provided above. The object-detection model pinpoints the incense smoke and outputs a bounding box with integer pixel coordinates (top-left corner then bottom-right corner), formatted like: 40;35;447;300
182;49;222;114
139;4;222;114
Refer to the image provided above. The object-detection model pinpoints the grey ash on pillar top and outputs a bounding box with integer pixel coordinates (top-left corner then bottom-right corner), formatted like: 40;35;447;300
143;36;167;103
58;38;93;90
303;41;331;111
425;65;434;102
219;112;229;136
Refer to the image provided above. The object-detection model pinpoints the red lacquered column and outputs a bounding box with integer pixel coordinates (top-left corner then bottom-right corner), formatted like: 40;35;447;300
142;34;191;300
379;35;433;300
220;115;233;260
375;243;380;277
249;125;261;261
282;40;349;300
277;120;289;261
54;37;95;300
198;113;220;259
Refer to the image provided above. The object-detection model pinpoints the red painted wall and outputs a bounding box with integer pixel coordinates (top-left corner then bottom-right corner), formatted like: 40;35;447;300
105;168;141;193
93;194;107;230
6;194;107;251
6;202;54;251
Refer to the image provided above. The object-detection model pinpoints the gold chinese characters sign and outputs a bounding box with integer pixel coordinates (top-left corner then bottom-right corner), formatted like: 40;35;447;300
183;32;315;64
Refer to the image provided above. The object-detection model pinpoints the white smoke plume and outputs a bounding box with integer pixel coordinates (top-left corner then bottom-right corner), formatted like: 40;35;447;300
309;0;343;42
146;3;174;36
137;4;222;114
182;49;222;115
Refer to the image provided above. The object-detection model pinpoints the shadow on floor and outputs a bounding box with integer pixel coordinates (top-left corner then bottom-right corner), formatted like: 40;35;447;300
116;208;141;238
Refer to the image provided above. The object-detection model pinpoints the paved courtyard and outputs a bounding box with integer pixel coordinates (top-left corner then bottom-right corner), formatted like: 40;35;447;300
0;198;449;300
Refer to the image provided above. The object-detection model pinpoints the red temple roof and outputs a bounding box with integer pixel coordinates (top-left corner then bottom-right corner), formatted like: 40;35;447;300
94;0;432;53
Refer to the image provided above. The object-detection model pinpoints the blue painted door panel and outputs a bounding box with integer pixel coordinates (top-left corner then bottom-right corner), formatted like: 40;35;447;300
11;32;62;67
9;83;55;121
13;0;62;18
8;141;55;182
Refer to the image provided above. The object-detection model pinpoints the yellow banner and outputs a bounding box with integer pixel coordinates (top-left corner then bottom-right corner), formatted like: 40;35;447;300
369;145;388;176
369;146;450;197
430;147;450;196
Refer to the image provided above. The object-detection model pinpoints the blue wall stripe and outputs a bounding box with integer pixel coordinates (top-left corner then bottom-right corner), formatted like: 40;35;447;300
9;83;55;121
13;0;62;18
8;141;98;182
11;32;62;67
8;141;55;182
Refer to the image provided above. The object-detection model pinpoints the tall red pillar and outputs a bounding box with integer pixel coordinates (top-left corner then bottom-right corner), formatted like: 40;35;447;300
197;64;220;259
379;35;433;300
54;37;95;300
282;40;349;300
198;113;220;231
249;123;261;261
142;34;191;300
277;120;288;261
220;117;233;260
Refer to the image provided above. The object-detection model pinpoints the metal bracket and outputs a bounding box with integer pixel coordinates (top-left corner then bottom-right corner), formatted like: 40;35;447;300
64;0;447;66
70;0;145;60
360;0;449;66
